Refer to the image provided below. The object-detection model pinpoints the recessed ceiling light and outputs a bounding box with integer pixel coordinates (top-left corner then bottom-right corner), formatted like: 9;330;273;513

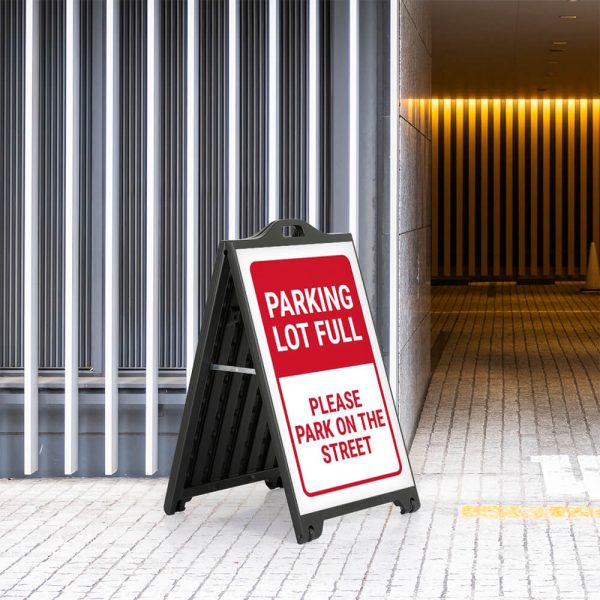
552;41;568;45
559;15;577;19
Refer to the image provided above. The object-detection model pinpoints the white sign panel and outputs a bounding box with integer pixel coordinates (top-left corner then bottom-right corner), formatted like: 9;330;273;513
237;242;414;515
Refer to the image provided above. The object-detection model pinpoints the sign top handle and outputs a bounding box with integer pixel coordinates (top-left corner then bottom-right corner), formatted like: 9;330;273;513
248;219;331;244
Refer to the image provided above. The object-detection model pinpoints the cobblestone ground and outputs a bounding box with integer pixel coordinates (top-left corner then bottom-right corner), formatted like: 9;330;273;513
1;283;599;599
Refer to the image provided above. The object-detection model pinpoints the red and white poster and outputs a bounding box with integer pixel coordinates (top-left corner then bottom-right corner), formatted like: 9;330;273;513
237;242;414;515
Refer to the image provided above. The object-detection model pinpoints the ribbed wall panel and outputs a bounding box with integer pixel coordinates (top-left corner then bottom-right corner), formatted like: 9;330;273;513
38;0;65;369
0;0;24;369
239;0;268;238
78;0;94;369
160;0;186;369
0;0;25;369
279;0;308;220
119;0;147;368
0;0;334;380
0;0;341;477
199;0;227;306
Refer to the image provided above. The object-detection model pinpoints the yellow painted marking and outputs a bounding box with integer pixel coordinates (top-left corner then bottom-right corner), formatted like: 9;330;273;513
460;505;600;519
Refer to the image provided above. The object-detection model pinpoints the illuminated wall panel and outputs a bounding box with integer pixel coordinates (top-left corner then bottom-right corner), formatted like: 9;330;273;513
433;99;600;279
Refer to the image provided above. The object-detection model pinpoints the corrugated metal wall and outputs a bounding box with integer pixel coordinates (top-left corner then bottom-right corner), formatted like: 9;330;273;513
0;0;99;372
119;0;147;369
1;0;378;478
279;0;308;221
433;98;600;279
239;0;268;238
0;0;325;376
160;0;186;369
0;0;24;370
78;0;94;369
198;0;227;306
38;0;66;369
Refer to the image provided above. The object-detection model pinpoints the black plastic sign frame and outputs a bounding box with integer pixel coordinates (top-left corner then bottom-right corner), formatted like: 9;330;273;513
164;220;420;544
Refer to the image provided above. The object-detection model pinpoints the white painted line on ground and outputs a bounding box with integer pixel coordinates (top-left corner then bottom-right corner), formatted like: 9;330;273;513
577;455;600;500
531;455;586;497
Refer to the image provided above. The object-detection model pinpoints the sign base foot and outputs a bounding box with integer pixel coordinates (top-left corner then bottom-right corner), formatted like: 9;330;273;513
393;486;420;514
295;519;324;544
265;476;283;490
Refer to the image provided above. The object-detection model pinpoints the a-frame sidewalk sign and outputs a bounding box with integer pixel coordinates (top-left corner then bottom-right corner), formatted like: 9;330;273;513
164;219;420;544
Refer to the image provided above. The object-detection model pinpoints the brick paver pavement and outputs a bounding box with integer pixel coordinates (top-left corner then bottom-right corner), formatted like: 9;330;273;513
1;283;599;599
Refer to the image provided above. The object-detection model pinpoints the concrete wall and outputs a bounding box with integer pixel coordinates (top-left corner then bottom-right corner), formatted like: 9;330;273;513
356;0;431;446
395;0;432;444
347;0;431;447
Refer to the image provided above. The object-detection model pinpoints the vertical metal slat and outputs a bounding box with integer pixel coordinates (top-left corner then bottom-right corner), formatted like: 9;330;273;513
348;0;358;248
389;0;399;398
65;0;80;474
24;0;40;475
105;0;120;475
186;0;199;383
146;0;159;475
228;0;238;239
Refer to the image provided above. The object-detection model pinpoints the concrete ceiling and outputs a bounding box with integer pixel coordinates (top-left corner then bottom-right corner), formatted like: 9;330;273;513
431;0;600;97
